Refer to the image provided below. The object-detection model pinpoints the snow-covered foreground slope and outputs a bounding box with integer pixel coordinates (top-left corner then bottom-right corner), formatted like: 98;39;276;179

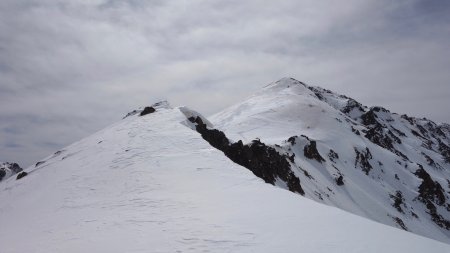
210;78;450;243
1;105;449;252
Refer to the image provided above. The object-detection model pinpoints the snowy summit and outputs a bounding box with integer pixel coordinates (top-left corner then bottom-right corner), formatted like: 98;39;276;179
1;78;450;252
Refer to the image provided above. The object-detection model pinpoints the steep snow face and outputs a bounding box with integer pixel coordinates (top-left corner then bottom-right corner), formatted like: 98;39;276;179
0;162;22;182
1;106;449;252
210;77;450;243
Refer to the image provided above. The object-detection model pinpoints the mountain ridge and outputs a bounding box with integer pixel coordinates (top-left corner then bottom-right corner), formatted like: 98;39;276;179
209;77;450;243
1;78;450;251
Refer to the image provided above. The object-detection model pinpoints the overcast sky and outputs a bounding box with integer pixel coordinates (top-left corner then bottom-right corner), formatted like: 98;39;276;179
1;0;449;167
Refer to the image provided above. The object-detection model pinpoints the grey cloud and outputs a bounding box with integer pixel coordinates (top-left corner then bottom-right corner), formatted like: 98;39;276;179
1;0;449;167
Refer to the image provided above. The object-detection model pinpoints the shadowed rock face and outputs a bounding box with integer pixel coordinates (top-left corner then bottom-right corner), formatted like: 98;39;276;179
438;140;450;163
390;191;406;214
0;170;5;181
354;147;373;175
335;176;344;186
0;162;23;182
414;165;450;229
16;171;28;180
188;116;305;195
304;140;325;163
415;166;446;206
140;107;156;116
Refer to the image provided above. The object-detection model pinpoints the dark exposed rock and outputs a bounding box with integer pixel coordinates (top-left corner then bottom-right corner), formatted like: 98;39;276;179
391;127;406;137
421;152;442;169
423;153;435;166
364;123;410;161
438;140;450;163
365;124;393;149
0;162;22;181
435;126;447;138
8;163;22;173
394;150;409;161
387;130;402;144
417;124;428;137
0;170;5;181
390;191;405;213
415;166;446;206
354;147;373;175
140;106;156;116
303;169;313;179
360;108;413;162
335;175;344;186
401;114;415;125
288;153;295;163
424;201;450;230
341;99;365;115
35;161;45;167
328;149;339;163
372;106;389;113
123;110;139;119
411;129;423;138
16;171;28;180
287;136;298;145
314;92;324;100
188;117;230;150
1;162;23;181
413;166;450;230
361;110;379;126
189;116;305;195
314;191;324;200
393;217;408;231
304;141;325;163
351;126;360;135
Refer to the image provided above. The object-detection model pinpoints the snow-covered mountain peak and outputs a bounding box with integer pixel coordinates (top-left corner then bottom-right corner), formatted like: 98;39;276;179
2;78;450;251
259;77;316;98
210;78;450;243
263;77;306;89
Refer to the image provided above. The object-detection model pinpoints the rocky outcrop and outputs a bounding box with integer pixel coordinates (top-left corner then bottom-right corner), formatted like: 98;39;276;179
0;162;23;182
188;116;305;195
303;140;325;163
16;171;28;180
390;191;405;214
335;175;344;186
140;107;156;116
124;101;171;119
415;166;446;206
354;147;373;175
414;165;450;229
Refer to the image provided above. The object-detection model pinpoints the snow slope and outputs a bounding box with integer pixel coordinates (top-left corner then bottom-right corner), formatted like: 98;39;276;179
210;77;450;243
1;105;449;252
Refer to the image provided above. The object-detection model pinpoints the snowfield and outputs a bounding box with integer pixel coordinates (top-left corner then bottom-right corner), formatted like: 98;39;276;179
1;79;450;252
